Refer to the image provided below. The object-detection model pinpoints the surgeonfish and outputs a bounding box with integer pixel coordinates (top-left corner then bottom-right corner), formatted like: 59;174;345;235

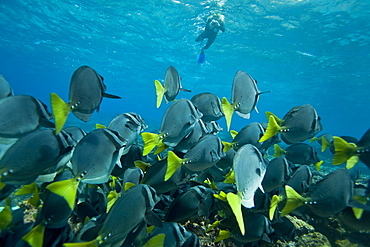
165;134;225;181
0;129;75;186
0;95;54;140
141;98;203;155
259;104;322;144
190;92;224;122
262;156;292;193
63;184;162;247
227;144;268;235
332;128;370;169
51;65;121;134
222;71;267;130
0;75;13;99
46;128;126;211
223;122;265;152
154;66;191;108
273;143;323;170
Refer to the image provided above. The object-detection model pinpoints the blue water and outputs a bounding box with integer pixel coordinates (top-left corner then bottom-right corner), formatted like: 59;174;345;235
1;0;370;138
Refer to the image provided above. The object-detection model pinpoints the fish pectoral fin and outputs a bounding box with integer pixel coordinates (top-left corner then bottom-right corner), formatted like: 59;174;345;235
280;185;305;217
50;93;71;134
102;92;122;99
332;136;357;165
226;192;245;235
142;233;165;247
154;80;165;108
22;223;46;247
46;178;79;211
141;132;161;156
259;115;283;142
221;97;234;131
165;151;185;181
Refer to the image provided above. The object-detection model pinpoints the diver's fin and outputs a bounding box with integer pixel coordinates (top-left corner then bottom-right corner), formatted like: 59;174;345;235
280;185;305;217
141;132;161;156
332;136;357;165
102;92;122;99
215;230;232;242
346;156;359;169
315;160;324;171
273;144;286;157
50;93;71;134
22;223;45;247
46;178;79;210
227;192;245;235
222;141;233;153
165;151;186;181
142;233;165;247
154;80;165;108
269;195;283;220
259;115;284;142
221;97;234;131
197;49;205;64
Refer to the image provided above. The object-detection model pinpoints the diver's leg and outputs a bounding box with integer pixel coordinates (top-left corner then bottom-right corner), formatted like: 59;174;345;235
203;34;216;49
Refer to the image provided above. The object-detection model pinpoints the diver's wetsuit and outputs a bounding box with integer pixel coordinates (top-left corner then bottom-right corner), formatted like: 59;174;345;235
195;15;225;50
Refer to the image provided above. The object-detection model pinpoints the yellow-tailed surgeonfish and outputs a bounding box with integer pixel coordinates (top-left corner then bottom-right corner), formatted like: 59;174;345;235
155;66;191;108
141;98;202;155
259;104;322;144
51;65;121;134
190;92;224;122
222;71;269;131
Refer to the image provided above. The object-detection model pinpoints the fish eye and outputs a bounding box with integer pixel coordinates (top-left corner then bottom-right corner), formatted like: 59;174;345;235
255;168;261;176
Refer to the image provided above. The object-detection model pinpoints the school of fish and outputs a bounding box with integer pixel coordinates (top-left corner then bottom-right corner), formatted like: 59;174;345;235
0;66;369;247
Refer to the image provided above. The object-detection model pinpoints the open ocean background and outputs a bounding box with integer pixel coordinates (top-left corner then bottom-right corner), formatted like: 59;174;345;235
0;0;369;165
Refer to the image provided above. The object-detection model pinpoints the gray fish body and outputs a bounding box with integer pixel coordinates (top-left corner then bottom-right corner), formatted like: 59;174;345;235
205;121;223;134
232;71;260;118
233;122;265;150
69;66;120;122
234;144;268;208
286;165;312;194
160;99;203;147
0;75;13;99
0;129;74;185
174;119;208;153
0;95;53;138
71;128;126;184
108;112;147;153
163;66;182;103
284;143;320;165
191;92;224;122
99;184;159;246
183;134;225;172
281;104;322;144
262;156;291;193
232;213;273;243
305;169;353;217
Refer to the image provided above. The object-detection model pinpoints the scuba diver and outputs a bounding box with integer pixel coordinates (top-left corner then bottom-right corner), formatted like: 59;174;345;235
196;13;225;63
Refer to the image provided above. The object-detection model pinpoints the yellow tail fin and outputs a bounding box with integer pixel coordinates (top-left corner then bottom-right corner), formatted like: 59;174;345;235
280;185;305;217
142;233;165;247
215;230;232;242
95;123;106;129
259;115;283;142
226;192;244;235
223;170;235;184
314;160;324;171
222;141;233;153
22;223;45;247
230;130;238;139
141;132;161;156
153;140;168;155
46;178;79;210
269;195;283;220
221;97;234;131
265;111;284;125
50;93;71;134
0;198;12;230
346;155;359;169
106;190;119;213
321;136;330;152
273;144;286;157
63;239;100;247
154;80;165;108
332;136;357;165
165;151;185;181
